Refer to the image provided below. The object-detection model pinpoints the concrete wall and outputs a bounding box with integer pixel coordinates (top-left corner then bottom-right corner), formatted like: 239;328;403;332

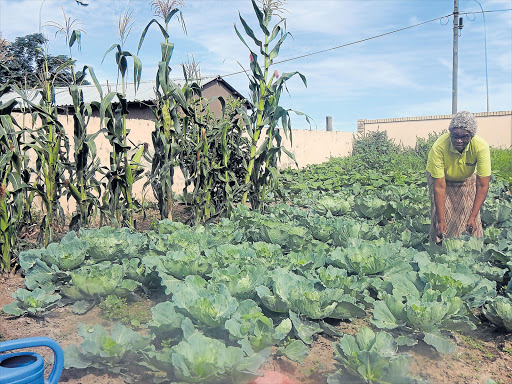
277;130;353;169
358;111;512;148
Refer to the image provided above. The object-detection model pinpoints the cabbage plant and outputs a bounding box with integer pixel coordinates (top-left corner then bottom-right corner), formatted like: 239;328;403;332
170;332;268;383
416;257;496;308
328;327;419;384
209;265;268;300
371;277;477;353
171;275;238;328
483;295;512;331
314;195;351;216
64;322;151;375
41;231;88;270
60;261;129;300
328;239;413;276
143;249;211;280
256;268;366;320
225;299;292;352
79;226;146;261
3;288;61;317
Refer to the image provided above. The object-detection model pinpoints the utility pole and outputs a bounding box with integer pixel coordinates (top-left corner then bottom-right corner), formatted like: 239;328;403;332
452;0;463;114
326;116;332;131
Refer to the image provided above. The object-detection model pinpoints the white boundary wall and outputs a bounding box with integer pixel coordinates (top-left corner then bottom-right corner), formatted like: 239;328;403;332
358;111;512;149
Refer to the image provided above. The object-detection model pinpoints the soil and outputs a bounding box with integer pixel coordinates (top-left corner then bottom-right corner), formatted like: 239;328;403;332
2;206;512;384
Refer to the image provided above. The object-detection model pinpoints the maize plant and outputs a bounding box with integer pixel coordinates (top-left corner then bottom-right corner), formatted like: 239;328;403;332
178;93;250;224
65;81;103;230
14;53;73;246
235;0;310;210
100;7;144;228
48;14;103;229
0;84;26;272
138;0;187;221
178;91;217;224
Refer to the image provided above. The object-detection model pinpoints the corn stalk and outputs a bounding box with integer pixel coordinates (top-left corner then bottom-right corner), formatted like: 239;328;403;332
13;53;73;246
66;79;103;229
235;0;310;209
100;8;144;228
47;15;103;230
138;2;187;221
0;83;26;272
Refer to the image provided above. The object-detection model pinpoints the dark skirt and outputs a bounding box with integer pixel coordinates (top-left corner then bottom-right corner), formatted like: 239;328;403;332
426;172;483;242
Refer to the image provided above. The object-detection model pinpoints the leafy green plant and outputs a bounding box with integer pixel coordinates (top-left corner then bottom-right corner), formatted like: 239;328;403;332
3;287;61;316
235;0;310;209
209;264;268;300
147;300;186;346
371;274;477;353
314;195;351;216
64;322;151;376
414;131;445;163
40;231;88;271
0;83;26;272
490;147;512;181
60;261;138;304
256;268;366;320
79;226;146;261
99;294;151;328
224;298;292;351
351;131;398;171
415;255;496;308
171;275;238;328
482;295;512;331
328;239;412;276
328;327;419;384
169;332;268;383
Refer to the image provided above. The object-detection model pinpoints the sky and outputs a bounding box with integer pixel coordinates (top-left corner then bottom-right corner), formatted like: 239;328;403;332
0;0;511;132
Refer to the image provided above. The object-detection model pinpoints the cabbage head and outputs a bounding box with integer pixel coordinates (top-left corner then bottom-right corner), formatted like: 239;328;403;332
42;231;88;271
61;262;125;300
483;295;512;331
79;227;145;261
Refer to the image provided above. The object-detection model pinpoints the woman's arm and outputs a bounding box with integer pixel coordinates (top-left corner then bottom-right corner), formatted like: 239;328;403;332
467;175;490;232
433;176;447;236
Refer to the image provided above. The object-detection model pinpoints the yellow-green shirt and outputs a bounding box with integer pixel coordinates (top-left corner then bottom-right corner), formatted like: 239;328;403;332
426;133;491;182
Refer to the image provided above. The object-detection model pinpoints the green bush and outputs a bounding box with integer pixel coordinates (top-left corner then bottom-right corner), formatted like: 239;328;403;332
350;131;399;171
415;131;446;162
491;147;512;181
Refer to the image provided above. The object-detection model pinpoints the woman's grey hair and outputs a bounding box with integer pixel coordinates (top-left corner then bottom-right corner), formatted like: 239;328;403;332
449;111;477;136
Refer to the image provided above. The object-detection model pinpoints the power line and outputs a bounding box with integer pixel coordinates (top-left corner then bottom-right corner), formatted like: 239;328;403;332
190;8;511;81
216;13;452;79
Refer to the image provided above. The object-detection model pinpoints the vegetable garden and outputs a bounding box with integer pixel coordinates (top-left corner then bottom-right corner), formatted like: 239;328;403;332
1;1;512;383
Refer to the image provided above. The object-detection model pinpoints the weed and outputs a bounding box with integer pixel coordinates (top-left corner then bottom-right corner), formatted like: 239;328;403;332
459;334;496;359
503;347;512;357
99;294;151;328
300;359;326;377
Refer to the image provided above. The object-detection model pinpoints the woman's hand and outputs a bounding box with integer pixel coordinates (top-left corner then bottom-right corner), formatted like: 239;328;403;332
466;217;476;234
437;221;448;238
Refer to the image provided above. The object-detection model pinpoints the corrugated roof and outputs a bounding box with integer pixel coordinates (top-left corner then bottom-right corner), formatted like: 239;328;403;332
0;80;157;107
0;76;249;109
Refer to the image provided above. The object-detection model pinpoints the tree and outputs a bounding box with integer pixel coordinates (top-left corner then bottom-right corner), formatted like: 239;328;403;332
0;33;12;65
0;33;88;88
